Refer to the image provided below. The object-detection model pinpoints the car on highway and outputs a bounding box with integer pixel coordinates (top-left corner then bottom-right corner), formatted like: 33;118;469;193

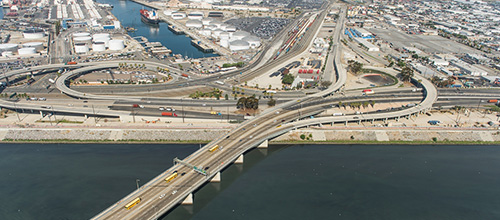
166;107;175;111
159;107;165;111
39;97;46;101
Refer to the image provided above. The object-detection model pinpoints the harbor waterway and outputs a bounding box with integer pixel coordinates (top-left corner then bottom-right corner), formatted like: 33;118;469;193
97;0;217;58
0;143;499;219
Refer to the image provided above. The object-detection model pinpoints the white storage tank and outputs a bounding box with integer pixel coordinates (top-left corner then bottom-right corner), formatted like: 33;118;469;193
22;42;44;52
229;40;250;51
201;18;213;26
23;29;45;39
2;51;13;57
188;11;203;20
73;32;91;37
109;39;125;51
186;20;203;28
242;35;261;48
219;24;227;31
200;28;212;37
18;47;36;55
92;33;110;39
205;24;216;30
220;38;229;48
171;12;186;20
220;32;230;40
92;42;106;52
93;37;110;47
212;28;223;37
74;43;89;53
209;20;222;28
232;30;250;40
0;43;18;52
226;25;237;32
74;36;92;45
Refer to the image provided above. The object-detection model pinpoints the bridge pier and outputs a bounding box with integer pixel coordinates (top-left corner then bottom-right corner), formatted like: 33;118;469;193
371;119;374;124
257;140;268;148
397;116;400;121
182;193;193;205
39;111;43;118
235;154;244;164
210;172;221;182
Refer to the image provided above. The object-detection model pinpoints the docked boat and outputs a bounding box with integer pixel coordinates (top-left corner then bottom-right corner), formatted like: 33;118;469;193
140;9;159;25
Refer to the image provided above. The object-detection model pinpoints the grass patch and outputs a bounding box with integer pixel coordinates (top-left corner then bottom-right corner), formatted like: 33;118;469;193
35;119;84;124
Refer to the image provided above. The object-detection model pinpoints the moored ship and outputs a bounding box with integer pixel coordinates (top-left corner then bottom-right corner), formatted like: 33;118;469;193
140;9;159;24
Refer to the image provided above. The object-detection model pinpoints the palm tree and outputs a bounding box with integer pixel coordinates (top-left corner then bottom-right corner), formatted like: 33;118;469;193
363;101;369;109
400;66;414;82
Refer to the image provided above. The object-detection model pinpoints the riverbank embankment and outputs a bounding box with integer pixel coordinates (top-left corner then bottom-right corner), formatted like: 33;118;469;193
1;127;500;144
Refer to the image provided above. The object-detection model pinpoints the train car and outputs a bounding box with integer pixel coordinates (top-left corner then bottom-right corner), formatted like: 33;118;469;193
124;198;141;210
209;145;220;152
165;172;178;183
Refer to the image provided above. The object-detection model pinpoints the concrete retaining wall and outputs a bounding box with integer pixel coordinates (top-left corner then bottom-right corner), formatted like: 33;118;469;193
1;128;500;143
273;129;500;142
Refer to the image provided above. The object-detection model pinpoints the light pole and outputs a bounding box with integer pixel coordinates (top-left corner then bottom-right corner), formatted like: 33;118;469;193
136;179;140;190
181;98;185;123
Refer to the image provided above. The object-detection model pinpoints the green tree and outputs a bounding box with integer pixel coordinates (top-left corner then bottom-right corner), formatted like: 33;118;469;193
400;66;414;82
282;74;294;85
347;60;363;75
268;98;276;106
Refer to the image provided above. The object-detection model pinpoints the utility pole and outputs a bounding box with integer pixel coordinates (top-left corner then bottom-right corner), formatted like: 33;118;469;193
136;179;140;190
13;102;20;122
92;104;97;124
51;105;57;124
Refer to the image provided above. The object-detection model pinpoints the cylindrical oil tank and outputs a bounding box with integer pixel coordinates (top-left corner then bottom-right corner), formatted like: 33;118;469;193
2;51;13;57
73;32;90;37
242;35;261;48
23;28;45;39
93;37;110;47
0;43;18;52
22;42;44;52
201;18;213;26
74;36;92;45
229;40;250;51
18;47;37;55
109;39;125;50
92;42;106;52
74;43;89;53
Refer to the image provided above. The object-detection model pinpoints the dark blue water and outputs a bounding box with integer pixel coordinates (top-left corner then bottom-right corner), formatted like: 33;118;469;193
1;144;500;220
98;0;217;58
0;143;198;220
